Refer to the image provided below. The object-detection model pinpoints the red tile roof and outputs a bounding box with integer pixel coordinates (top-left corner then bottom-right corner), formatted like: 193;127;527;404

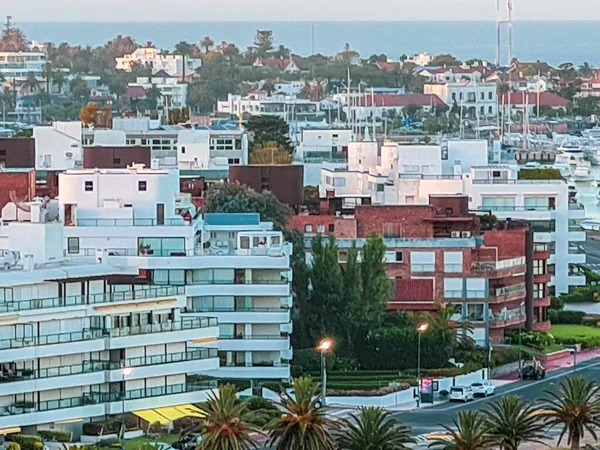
375;61;401;71
358;93;446;107
127;86;146;99
499;92;568;107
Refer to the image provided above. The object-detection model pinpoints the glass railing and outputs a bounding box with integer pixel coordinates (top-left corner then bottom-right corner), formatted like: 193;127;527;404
219;334;288;340
0;319;217;350
489;309;525;324
188;306;289;313
473;179;564;185
0;286;184;313
76;218;189;227
188;279;289;285
0;350;218;384
493;283;526;297
0;381;217;416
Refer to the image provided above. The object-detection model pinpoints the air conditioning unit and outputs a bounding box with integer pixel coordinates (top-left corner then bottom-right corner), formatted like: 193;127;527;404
462;231;472;238
451;231;461;238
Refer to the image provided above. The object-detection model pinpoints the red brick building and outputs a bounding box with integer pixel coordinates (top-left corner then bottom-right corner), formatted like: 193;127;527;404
0;138;35;168
0;170;36;217
289;194;550;344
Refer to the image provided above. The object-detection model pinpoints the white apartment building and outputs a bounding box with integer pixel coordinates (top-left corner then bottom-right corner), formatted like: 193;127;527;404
82;120;248;170
319;138;585;294
217;93;324;121
0;208;219;435
404;52;433;66
33;121;83;170
116;48;202;76
274;81;305;96
129;76;188;108
0;51;46;80
425;81;498;117
58;167;293;382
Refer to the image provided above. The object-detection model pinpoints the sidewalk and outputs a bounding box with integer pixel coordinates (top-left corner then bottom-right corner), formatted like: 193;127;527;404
494;347;600;381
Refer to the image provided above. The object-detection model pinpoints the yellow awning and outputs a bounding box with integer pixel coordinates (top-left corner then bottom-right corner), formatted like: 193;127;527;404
0;427;21;435
133;409;170;425
133;404;205;425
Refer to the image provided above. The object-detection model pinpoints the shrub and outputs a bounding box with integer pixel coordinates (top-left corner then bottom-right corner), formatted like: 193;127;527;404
172;416;202;434
245;396;276;411
37;430;72;442
550;296;565;310
507;331;555;350
82;421;120;436
518;168;563;180
327;383;411;397
491;348;520;367
6;436;42;450
554;335;600;349
6;443;20;450
549;310;585;325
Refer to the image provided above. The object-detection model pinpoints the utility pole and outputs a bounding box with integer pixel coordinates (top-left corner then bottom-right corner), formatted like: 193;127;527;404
5;16;11;35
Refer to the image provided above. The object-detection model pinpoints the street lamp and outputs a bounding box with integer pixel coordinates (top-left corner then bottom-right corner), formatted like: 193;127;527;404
121;367;133;450
416;323;429;407
317;338;333;407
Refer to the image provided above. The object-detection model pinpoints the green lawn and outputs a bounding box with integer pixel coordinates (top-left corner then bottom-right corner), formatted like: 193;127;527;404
551;324;600;340
519;343;565;354
126;434;179;450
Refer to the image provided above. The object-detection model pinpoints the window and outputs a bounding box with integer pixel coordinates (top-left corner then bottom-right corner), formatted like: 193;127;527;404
317;224;325;233
466;303;485;322
67;237;79;254
328;224;335;232
488;92;493;100
181;146;186;154
325;176;333;185
492;171;501;178
138;181;147;191
84;181;94;192
444;252;463;273
466;278;487;298
444;278;463;298
411;252;435;272
525;197;553;211
339;250;348;262
395;251;403;263
113;157;121;165
333;178;346;187
533;259;546;275
481;197;516;211
305;224;313;233
383;223;401;238
377;184;385;192
534;283;546;299
488;106;493;114
480;92;485;100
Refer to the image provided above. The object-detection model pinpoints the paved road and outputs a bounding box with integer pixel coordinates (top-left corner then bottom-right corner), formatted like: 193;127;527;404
391;357;600;436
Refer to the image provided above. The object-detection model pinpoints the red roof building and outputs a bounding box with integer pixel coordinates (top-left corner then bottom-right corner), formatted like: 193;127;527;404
357;93;446;108
127;86;147;99
499;92;568;108
375;61;401;71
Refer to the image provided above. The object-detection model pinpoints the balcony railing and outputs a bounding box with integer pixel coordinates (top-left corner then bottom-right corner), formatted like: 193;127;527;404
0;380;217;416
477;206;555;212
219;334;288;340
0;319;217;350
188;279;289;286
75;218;189;227
0;286;184;313
0;349;217;384
472;179;564;185
188;306;289;313
489;308;525;325
569;203;585;210
493;283;526;298
472;257;526;274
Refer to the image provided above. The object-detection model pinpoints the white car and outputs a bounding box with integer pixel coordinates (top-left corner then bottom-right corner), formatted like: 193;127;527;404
471;381;496;397
449;386;474;402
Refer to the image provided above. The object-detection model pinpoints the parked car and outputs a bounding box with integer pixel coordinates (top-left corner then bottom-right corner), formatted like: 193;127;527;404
471;380;496;397
449;385;474;402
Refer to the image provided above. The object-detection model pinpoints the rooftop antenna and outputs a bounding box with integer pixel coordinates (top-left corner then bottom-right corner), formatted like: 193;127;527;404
371;87;376;141
311;23;315;56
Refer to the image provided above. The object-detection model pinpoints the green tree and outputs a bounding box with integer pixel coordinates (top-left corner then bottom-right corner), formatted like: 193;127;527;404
249;141;293;164
337;407;415;450
287;228;311;349
52;70;67;94
175;41;192;82
246;115;292;151
43;62;53;93
484;396;545;450
200;36;215;53
22;72;40;93
359;235;388;329
145;84;162;110
430;303;474;352
579;62;594;77
70;76;90;103
341;242;363;352
541;376;600;450
266;377;338;450
254;30;274;56
429;411;495;450
430;54;462;67
204;182;293;232
197;384;261;450
403;104;423;119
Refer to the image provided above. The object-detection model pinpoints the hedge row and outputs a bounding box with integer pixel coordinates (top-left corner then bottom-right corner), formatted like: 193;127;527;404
548;310;585;325
37;430;72;442
6;435;44;450
554;336;600;349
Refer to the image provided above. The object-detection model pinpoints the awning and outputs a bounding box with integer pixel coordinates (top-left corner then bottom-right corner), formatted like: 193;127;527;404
133;404;206;424
0;427;21;435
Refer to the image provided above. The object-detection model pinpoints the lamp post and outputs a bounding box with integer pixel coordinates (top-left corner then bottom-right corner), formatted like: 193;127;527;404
416;323;429;407
317;338;333;407
120;367;132;450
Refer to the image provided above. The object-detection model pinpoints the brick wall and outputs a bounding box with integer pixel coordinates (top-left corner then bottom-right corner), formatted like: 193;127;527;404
0;170;36;216
354;205;434;238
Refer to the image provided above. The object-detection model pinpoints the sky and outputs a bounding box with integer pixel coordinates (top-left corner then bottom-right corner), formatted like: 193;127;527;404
9;0;600;22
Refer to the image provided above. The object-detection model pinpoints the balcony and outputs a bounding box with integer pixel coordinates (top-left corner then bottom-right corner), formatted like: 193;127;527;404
186;280;290;297
534;297;551;307
215;363;290;379
187;307;291;324
0;319;217;361
0;380;217;428
75;218;190;227
0;349;218;396
471;257;526;278
534;273;552;284
490;283;526;303
218;335;291;352
472;179;564;185
0;286;185;314
488;308;525;328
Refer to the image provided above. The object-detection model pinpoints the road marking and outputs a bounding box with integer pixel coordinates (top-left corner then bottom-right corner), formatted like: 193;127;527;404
437;359;600;411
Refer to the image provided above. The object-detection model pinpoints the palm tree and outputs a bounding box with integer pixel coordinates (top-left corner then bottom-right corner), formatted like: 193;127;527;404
52;70;66;94
22;72;40;93
540;376;600;450
200;36;214;53
429;411;495;450
579;62;594;77
483;395;546;450
337;407;415;450
266;377;338;450
43;62;53;93
430;302;474;351
145;84;163;110
174;41;192;82
196;384;261;450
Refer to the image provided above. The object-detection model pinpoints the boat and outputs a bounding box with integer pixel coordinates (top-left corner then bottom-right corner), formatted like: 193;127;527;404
573;161;594;182
553;156;572;178
558;141;586;167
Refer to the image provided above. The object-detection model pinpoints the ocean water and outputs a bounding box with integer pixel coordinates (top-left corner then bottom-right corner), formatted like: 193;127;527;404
18;21;600;66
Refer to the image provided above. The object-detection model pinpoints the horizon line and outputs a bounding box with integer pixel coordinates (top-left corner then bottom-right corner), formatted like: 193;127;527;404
16;19;600;23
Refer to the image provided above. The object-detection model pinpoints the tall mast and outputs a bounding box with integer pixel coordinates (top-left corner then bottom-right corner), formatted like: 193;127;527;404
371;87;376;141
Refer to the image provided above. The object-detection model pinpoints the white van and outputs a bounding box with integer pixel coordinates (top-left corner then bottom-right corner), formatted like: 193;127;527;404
449;385;474;402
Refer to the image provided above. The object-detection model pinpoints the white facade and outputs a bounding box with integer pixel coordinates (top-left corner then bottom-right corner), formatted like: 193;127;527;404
130;76;188;108
274;81;305;96
319;139;585;293
405;52;433;66
425;81;498;117
116;48;202;76
34;121;83;170
0;51;46;80
296;129;352;162
0;214;219;433
217;93;323;121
